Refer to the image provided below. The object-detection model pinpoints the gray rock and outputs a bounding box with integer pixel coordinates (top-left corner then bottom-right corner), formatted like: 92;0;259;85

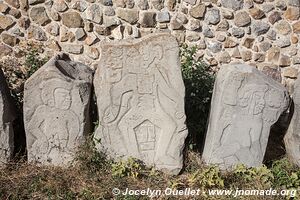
24;54;93;166
285;78;300;166
252;21;270;36
151;0;164;10
29;0;45;5
62;44;84;54
62;11;84;28
53;0;68;12
234;11;251;27
85;4;102;24
156;11;170;23
103;15;121;27
71;1;88;12
275;35;291;48
75;28;86;40
93;33;188;175
0;68;16;165
137;0;149;10
28;25;47;41
46;22;60;36
205;8;220;25
216;20;229;31
262;3;274;13
100;0;113;6
104;7;115;16
267;29;277;40
190;3;206;19
221;0;244;11
203;64;289;170
231;27;245;38
30;7;50;26
0;15;15;30
186;18;200;31
203;25;214;38
207;40;222;53
139;11;156;27
116;8;139;24
183;0;196;5
170;13;187;30
259;41;271;52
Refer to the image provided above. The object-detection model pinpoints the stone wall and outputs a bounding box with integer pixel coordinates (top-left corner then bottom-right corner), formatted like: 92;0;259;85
0;0;299;91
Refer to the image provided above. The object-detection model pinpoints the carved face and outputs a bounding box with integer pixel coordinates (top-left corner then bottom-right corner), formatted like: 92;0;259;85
105;47;123;69
54;88;71;110
239;85;268;115
106;68;122;83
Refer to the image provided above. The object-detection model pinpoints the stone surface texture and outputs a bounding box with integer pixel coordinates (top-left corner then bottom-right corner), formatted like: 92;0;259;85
0;0;299;88
24;53;93;166
93;33;187;174
284;75;300;166
0;68;16;165
202;64;289;170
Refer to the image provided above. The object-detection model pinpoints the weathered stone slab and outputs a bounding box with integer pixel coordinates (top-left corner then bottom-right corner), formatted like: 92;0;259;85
93;33;187;174
24;53;93;166
284;76;300;166
0;68;16;165
202;64;289;170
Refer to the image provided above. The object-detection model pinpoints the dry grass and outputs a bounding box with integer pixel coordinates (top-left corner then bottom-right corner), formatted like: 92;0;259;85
0;142;296;200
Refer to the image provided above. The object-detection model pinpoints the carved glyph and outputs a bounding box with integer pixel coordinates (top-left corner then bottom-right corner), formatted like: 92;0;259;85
24;53;93;166
284;75;300;166
202;64;289;170
94;33;188;174
0;68;16;165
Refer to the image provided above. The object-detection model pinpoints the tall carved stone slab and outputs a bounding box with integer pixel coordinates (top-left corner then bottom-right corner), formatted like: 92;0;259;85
94;33;188;174
0;68;16;165
203;64;289;170
24;53;93;166
284;76;300;166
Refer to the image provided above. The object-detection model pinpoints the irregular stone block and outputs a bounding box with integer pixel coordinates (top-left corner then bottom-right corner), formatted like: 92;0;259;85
24;53;93;166
93;33;188;174
285;74;300;166
0;68;16;164
202;64;289;170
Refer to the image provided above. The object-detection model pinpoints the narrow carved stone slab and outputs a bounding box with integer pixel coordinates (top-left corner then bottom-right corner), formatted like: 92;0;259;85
203;64;289;170
284;76;300;166
24;53;93;166
0;68;16;165
94;33;188;174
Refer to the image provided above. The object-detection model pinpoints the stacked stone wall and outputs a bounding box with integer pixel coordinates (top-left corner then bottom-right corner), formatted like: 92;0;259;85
0;0;299;90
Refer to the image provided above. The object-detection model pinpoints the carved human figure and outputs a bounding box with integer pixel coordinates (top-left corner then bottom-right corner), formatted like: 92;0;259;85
212;84;268;167
202;64;289;169
94;33;187;174
27;78;80;165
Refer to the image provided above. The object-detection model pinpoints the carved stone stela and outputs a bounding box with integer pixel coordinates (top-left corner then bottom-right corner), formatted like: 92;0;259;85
24;54;93;166
285;76;300;166
202;64;289;170
94;33;188;174
0;68;16;165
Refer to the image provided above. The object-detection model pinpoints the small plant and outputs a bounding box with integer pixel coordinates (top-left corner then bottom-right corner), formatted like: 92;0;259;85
75;136;110;173
271;158;300;189
188;166;224;188
233;164;274;187
111;157;143;179
25;49;48;78
180;45;215;151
